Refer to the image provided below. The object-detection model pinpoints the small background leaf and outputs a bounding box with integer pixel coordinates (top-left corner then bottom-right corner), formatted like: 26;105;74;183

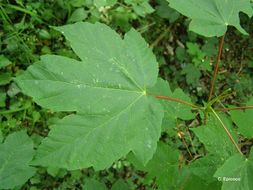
230;98;253;138
129;142;180;189
0;131;36;189
84;179;107;190
111;179;130;190
191;114;238;159
0;55;11;69
168;0;253;37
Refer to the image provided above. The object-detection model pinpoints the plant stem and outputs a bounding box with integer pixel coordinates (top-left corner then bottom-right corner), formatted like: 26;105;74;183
208;34;225;101
138;22;156;34
0;107;28;114
215;106;253;112
154;95;200;109
0;3;42;22
210;107;243;155
208;89;232;107
150;26;171;48
176;119;193;159
186;129;197;156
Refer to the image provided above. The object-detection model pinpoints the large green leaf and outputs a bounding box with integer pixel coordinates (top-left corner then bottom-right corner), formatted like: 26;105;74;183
16;22;158;113
168;0;253;37
15;22;164;170
0;131;36;189
230;98;253;138
214;148;253;190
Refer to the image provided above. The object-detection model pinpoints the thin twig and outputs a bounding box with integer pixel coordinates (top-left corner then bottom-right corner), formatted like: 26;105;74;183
154;95;200;109
210;108;243;155
208;35;225;101
215;106;253;112
0;107;28;114
182;137;193;159
176;119;193;159
137;22;156;34
150;26;171;49
186;129;197;156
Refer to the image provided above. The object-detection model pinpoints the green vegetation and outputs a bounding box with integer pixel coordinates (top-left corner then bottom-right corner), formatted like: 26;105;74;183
0;0;253;189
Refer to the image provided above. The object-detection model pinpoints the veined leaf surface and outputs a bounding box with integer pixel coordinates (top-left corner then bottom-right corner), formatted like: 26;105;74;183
15;22;164;170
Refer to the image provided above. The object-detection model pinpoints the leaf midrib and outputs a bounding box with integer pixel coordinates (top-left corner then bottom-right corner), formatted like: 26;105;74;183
20;79;144;94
